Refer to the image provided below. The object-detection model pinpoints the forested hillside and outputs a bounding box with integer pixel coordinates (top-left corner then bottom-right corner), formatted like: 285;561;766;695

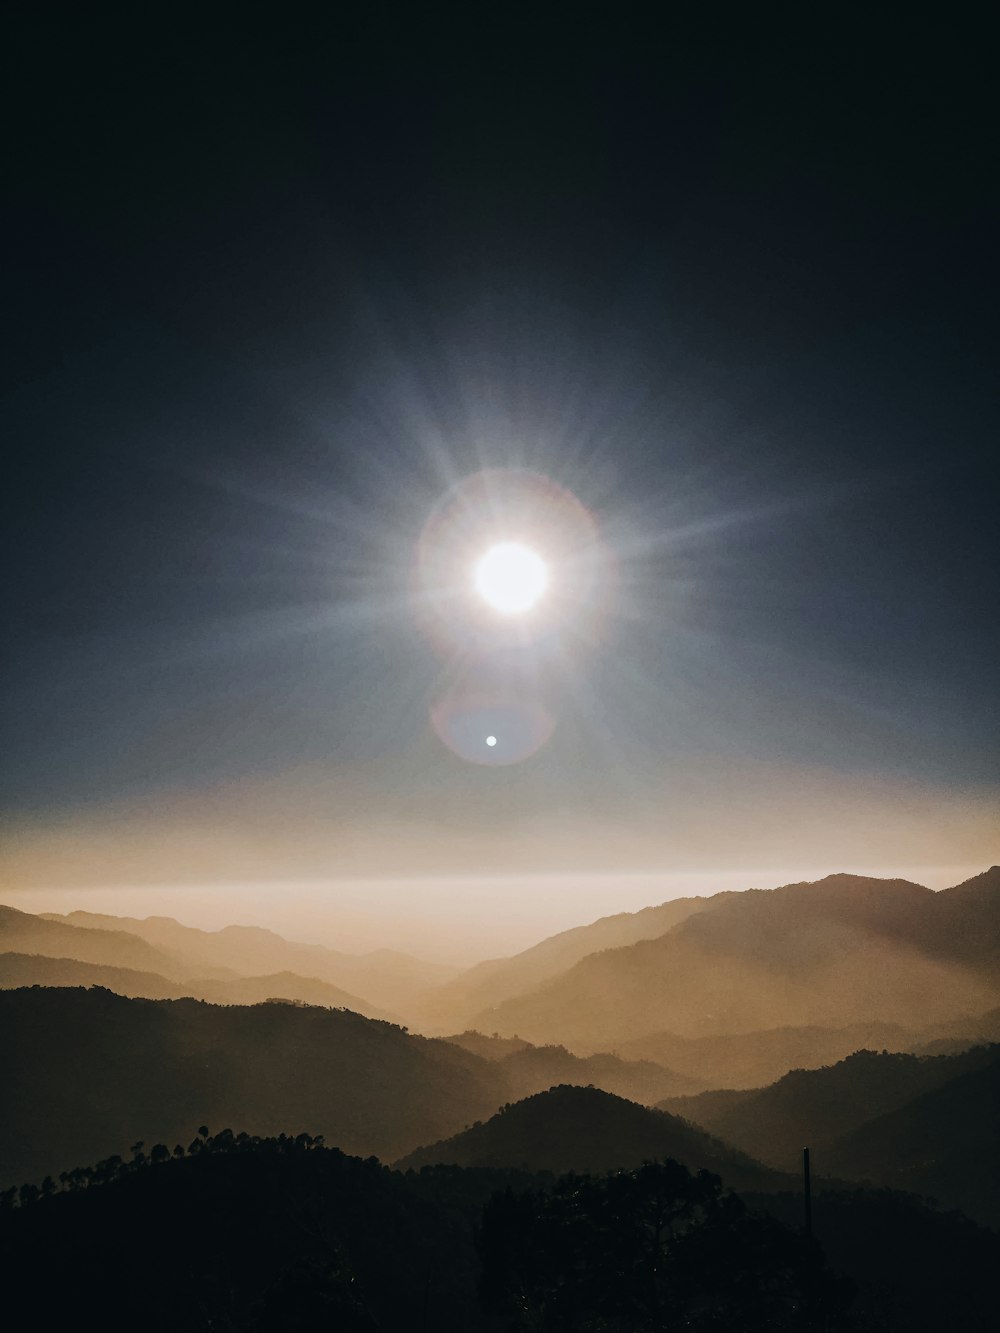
0;987;507;1186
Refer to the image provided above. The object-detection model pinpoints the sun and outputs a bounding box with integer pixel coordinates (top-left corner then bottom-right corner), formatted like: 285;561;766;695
474;542;549;614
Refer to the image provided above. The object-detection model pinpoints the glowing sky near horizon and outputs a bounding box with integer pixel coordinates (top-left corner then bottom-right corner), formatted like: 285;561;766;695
1;863;991;966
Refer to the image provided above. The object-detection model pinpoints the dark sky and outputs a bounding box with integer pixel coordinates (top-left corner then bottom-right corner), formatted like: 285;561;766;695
2;7;997;903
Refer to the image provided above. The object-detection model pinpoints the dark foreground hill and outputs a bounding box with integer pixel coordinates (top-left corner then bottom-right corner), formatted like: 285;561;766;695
0;986;508;1187
744;1187;1000;1333
395;1084;787;1192
477;871;1000;1048
3;1131;997;1332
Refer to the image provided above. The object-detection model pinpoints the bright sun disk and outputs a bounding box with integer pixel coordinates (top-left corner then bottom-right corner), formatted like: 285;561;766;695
474;542;548;614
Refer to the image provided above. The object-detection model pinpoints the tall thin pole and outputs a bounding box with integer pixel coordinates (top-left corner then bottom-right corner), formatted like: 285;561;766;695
803;1147;812;1237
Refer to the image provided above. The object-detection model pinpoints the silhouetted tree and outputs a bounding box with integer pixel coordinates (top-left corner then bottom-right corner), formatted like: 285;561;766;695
479;1159;851;1331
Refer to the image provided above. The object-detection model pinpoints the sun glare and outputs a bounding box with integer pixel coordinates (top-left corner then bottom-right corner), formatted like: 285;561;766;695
474;542;548;614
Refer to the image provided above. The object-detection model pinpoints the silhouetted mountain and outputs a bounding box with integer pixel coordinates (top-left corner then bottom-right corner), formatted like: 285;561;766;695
907;1005;1000;1054
38;908;456;1012
444;1030;533;1059
414;894;715;1030
475;872;1000;1048
395;1084;786;1191
926;865;1000;971
0;952;398;1018
0;986;508;1188
496;1042;699;1102
614;1021;918;1090
442;1031;698;1101
0;904;205;978
658;1045;1000;1175
825;1054;1000;1227
0;951;195;999
194;970;398;1017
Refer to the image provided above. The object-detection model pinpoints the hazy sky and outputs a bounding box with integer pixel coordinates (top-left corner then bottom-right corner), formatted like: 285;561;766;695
2;11;997;958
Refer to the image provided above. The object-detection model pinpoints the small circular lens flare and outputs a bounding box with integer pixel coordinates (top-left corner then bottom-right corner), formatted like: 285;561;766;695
474;542;548;614
431;689;556;765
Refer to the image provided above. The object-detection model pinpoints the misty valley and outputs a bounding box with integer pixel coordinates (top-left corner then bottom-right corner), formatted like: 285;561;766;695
2;868;998;1330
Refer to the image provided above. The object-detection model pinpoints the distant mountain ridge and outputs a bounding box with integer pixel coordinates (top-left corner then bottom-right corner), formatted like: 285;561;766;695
36;909;457;1012
0;904;205;979
472;870;1000;1048
0;952;397;1020
611;1014;1000;1090
442;1033;700;1102
414;894;716;1031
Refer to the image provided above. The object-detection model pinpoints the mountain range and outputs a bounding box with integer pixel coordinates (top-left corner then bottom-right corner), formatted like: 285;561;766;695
34;908;457;1012
412;893;715;1031
3;866;998;1218
0;986;507;1187
462;869;1000;1048
0;950;397;1019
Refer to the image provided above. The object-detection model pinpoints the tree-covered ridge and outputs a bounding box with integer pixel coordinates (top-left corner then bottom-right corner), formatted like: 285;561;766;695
824;1057;1000;1228
659;1044;1000;1167
660;1045;1000;1227
395;1084;788;1192
0;985;509;1187
478;1159;852;1331
3;1129;997;1331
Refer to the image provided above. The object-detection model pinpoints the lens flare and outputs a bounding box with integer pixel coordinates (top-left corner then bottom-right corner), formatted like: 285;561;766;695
431;689;556;765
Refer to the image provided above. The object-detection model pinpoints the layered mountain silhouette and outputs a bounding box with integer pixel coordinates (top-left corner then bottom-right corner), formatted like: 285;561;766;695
35;908;456;1012
4;868;997;1231
444;1033;700;1101
0;986;710;1190
470;870;1000;1048
824;1054;1000;1227
611;1010;1000;1089
0;951;397;1018
0;904;203;978
659;1044;999;1170
413;894;715;1030
395;1084;787;1191
0;986;508;1187
613;1021;926;1091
